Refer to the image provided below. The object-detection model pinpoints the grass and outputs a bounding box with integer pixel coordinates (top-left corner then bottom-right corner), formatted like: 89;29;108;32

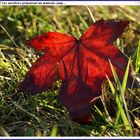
0;6;140;136
107;59;132;132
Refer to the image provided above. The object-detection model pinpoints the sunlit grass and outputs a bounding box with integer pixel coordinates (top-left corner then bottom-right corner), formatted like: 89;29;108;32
0;6;140;136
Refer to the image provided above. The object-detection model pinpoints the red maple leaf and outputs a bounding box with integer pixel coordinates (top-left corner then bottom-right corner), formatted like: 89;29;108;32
19;19;130;123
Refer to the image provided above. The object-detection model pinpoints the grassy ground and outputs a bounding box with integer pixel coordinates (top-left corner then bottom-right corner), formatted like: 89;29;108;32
0;6;140;136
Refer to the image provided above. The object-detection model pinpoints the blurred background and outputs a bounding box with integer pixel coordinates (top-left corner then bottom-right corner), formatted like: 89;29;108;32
0;6;140;136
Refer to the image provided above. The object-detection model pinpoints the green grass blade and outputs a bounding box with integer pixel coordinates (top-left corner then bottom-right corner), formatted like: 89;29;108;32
120;58;133;131
77;12;88;29
108;60;121;85
51;125;58;136
106;75;115;95
0;126;10;136
122;58;131;93
86;6;96;23
0;24;18;48
108;61;132;131
114;109;121;127
117;98;131;131
94;105;112;126
135;39;140;73
106;75;127;127
12;101;41;123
